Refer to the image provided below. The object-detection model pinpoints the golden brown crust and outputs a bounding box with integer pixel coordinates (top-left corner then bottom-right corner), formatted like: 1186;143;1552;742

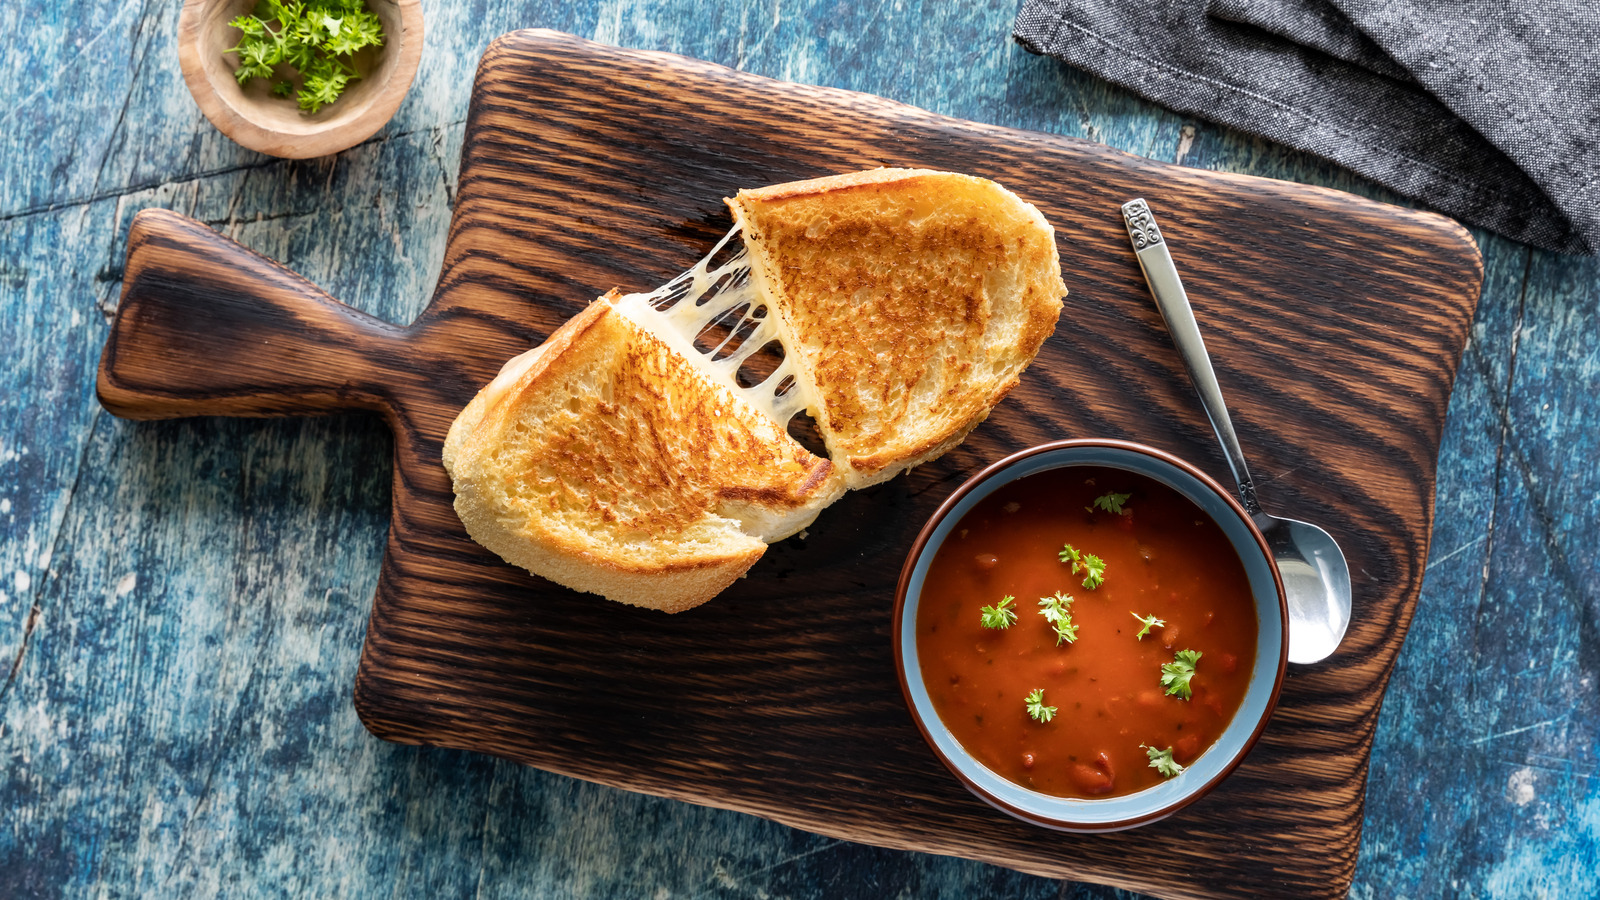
736;167;948;202
729;168;1065;487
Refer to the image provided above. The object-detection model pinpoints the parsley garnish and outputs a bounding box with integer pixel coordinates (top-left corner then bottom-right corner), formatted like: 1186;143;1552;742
228;1;387;114
1161;649;1203;700
1089;491;1132;515
1037;591;1079;645
980;595;1017;630
1142;744;1185;778
1025;689;1057;723
1058;543;1107;590
1131;611;1166;640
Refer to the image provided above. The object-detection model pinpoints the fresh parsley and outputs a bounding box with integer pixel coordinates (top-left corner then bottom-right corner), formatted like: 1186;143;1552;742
1089;491;1132;515
1161;649;1203;700
980;595;1017;629
1025;688;1057;723
1037;591;1079;645
1131;611;1166;640
227;0;387;114
1058;543;1107;590
1142;744;1185;778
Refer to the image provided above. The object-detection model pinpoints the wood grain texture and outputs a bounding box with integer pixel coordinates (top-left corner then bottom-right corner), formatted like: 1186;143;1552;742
93;30;1481;899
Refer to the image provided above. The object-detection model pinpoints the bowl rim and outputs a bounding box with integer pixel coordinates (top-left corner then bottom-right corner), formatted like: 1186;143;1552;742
892;438;1289;831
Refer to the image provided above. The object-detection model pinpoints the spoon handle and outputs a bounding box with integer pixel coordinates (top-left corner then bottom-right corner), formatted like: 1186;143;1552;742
1121;199;1263;518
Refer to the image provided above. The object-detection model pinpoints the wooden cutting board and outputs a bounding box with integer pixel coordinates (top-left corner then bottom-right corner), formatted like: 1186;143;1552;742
97;29;1482;899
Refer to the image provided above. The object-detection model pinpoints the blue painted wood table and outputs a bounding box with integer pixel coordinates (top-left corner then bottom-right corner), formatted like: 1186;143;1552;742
2;1;1595;897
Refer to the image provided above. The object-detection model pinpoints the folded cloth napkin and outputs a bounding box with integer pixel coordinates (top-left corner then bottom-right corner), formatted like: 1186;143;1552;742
1013;0;1600;255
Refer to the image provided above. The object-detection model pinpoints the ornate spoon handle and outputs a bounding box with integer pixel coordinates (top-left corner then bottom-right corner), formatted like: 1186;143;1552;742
1121;199;1262;518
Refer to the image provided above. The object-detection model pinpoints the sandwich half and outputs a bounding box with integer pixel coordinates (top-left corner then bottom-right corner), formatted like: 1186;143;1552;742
729;168;1065;487
445;168;1066;611
443;298;844;613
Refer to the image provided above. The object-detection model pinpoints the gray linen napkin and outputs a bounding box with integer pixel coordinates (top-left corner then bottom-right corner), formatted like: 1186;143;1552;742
1013;0;1600;255
1209;0;1412;82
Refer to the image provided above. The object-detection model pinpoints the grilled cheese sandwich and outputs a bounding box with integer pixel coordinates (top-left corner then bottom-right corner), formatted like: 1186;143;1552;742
444;168;1066;611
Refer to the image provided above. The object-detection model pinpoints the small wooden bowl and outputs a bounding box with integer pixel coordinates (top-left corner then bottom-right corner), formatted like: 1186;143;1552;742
178;0;424;159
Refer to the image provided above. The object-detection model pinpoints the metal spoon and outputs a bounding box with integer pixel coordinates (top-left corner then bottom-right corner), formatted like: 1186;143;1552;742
1120;199;1352;664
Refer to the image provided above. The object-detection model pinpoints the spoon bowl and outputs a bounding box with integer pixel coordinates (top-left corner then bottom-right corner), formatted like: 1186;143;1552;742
1256;515;1351;664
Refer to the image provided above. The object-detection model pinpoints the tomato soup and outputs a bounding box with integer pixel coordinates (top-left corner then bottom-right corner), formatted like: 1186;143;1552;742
915;465;1257;799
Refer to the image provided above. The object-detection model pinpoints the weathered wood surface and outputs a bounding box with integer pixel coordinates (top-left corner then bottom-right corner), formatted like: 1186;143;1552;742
2;2;1595;899
94;29;1482;898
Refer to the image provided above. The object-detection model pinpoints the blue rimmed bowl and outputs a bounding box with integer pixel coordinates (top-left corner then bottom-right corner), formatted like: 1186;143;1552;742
893;439;1288;831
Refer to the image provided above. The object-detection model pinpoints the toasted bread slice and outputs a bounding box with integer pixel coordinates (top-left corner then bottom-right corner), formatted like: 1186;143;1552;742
729;168;1065;487
443;297;843;612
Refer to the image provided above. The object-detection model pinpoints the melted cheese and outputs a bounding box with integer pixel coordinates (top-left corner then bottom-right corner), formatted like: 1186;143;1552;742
608;224;813;428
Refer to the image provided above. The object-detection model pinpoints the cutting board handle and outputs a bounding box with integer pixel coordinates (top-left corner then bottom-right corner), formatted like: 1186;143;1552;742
98;209;407;421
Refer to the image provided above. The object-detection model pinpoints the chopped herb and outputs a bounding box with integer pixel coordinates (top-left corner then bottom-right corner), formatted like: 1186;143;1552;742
980;595;1017;630
1161;649;1203;700
227;0;387;114
1037;591;1079;645
1025;688;1057;723
1058;543;1107;589
1080;554;1106;589
1090;491;1132;515
296;55;357;112
1131;611;1166;640
1142;744;1185;778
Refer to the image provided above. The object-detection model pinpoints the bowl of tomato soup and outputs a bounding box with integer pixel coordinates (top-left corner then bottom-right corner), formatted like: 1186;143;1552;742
894;440;1287;831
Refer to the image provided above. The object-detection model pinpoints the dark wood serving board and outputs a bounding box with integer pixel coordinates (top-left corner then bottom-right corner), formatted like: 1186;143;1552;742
97;29;1482;899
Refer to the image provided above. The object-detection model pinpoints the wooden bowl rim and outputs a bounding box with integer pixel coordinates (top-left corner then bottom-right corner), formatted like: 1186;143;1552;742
177;0;424;159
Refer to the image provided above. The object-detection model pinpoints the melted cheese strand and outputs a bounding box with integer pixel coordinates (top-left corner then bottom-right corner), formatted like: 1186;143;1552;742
609;224;812;429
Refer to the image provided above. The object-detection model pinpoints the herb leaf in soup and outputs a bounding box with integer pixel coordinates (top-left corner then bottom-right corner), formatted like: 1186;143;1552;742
1037;592;1079;645
1025;689;1057;723
1132;611;1166;640
1143;744;1185;778
980;595;1017;629
1059;543;1107;589
1161;649;1203;700
1090;491;1132;515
